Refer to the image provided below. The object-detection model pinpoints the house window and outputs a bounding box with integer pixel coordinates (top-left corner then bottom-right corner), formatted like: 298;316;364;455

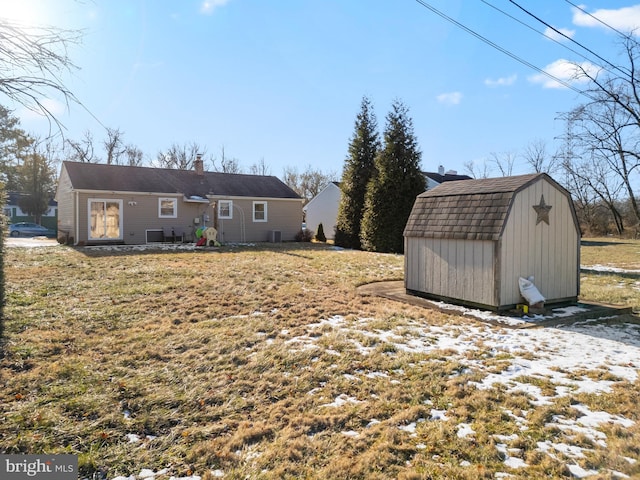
253;201;267;222
159;197;177;218
88;199;122;240
218;200;232;219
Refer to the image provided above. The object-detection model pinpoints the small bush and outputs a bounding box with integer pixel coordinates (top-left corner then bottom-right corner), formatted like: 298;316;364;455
295;229;313;242
315;223;326;242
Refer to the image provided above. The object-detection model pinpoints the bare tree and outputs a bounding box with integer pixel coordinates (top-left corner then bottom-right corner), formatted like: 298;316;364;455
103;127;125;165
523;138;558;174
566;34;640;227
155;142;204;170
248;158;271;176
0;19;81;130
488;151;517;177
65;130;95;163
463;159;492;179
212;146;242;173
282;164;337;204
123;144;144;166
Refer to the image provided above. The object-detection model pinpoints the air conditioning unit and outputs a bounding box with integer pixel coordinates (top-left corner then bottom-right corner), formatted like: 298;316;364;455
270;230;282;243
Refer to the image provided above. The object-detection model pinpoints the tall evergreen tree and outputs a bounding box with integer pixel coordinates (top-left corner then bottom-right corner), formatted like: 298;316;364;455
335;96;380;249
360;99;425;253
17;147;56;224
0;105;32;190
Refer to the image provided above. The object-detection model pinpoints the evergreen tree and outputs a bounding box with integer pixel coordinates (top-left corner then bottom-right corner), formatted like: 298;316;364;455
315;222;326;242
17;148;56;224
334;96;380;249
0;105;32;190
360;99;426;253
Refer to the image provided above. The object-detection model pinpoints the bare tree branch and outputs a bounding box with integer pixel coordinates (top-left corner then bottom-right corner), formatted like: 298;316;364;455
0;19;82;132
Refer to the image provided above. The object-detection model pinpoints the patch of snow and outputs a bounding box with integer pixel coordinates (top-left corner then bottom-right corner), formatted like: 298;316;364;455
457;423;475;438
567;464;599;478
321;394;361;408
430;409;449;421
572;403;635;428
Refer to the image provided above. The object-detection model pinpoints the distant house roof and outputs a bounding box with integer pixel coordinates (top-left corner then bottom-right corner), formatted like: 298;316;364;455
404;173;558;241
423;171;472;184
62;162;302;199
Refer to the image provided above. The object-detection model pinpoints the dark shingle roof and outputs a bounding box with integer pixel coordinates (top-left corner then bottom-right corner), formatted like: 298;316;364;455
423;171;472;184
62;162;301;199
404;173;545;241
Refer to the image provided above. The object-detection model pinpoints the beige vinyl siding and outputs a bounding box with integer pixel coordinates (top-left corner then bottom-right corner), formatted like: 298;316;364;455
405;237;495;307
499;179;579;305
121;196;206;244
72;192;208;245
215;198;302;243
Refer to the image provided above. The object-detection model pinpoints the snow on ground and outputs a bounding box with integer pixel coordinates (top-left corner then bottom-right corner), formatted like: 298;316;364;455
103;309;640;479
281;313;640;480
15;241;634;478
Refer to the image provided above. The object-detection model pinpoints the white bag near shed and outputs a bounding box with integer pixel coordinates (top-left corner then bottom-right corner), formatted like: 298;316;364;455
519;277;545;307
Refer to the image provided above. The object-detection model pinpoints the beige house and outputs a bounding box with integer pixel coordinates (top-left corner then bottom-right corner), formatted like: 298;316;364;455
56;160;303;246
403;173;580;310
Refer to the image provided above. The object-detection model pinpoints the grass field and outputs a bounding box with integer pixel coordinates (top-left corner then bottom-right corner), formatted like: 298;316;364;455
1;238;639;479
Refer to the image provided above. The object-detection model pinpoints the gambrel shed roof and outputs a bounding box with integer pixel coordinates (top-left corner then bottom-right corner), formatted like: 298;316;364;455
404;173;571;241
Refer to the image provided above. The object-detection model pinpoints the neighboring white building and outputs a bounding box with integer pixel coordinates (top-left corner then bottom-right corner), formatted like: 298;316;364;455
303;169;471;242
303;182;341;239
424;166;471;190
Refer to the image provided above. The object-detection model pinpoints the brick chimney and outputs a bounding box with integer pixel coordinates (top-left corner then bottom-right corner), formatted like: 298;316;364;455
194;153;204;175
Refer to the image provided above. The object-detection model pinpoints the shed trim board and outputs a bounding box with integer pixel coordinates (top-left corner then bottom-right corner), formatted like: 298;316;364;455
404;173;580;311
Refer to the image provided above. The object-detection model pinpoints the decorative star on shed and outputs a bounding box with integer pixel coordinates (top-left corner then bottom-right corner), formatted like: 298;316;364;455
533;194;552;225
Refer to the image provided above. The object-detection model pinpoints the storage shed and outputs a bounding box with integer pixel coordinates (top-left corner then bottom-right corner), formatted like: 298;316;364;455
403;173;580;310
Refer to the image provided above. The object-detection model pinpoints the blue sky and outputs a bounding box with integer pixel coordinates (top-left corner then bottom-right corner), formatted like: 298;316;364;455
3;1;640;179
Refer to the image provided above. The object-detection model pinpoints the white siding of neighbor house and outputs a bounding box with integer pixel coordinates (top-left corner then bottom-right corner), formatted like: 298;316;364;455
304;183;341;239
55;168;75;242
405;237;496;307
499;178;579;306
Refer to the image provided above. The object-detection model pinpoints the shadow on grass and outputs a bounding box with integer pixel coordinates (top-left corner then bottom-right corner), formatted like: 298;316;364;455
581;240;632;247
580;267;640;279
558;314;640;349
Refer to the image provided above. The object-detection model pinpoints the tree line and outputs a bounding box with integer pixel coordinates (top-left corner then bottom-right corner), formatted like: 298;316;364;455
4;14;640;241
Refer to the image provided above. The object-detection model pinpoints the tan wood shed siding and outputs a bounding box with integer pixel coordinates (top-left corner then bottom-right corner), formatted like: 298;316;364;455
405;237;496;306
499;178;579;305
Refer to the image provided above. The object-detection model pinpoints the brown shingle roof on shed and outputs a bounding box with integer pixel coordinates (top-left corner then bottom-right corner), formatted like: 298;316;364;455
404;173;543;241
62;161;301;199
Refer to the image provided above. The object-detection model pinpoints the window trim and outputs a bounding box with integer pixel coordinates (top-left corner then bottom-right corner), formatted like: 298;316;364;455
88;198;123;241
253;201;267;222
218;200;233;219
158;197;178;218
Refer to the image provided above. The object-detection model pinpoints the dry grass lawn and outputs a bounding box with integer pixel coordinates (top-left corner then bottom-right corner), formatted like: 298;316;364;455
1;238;639;479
